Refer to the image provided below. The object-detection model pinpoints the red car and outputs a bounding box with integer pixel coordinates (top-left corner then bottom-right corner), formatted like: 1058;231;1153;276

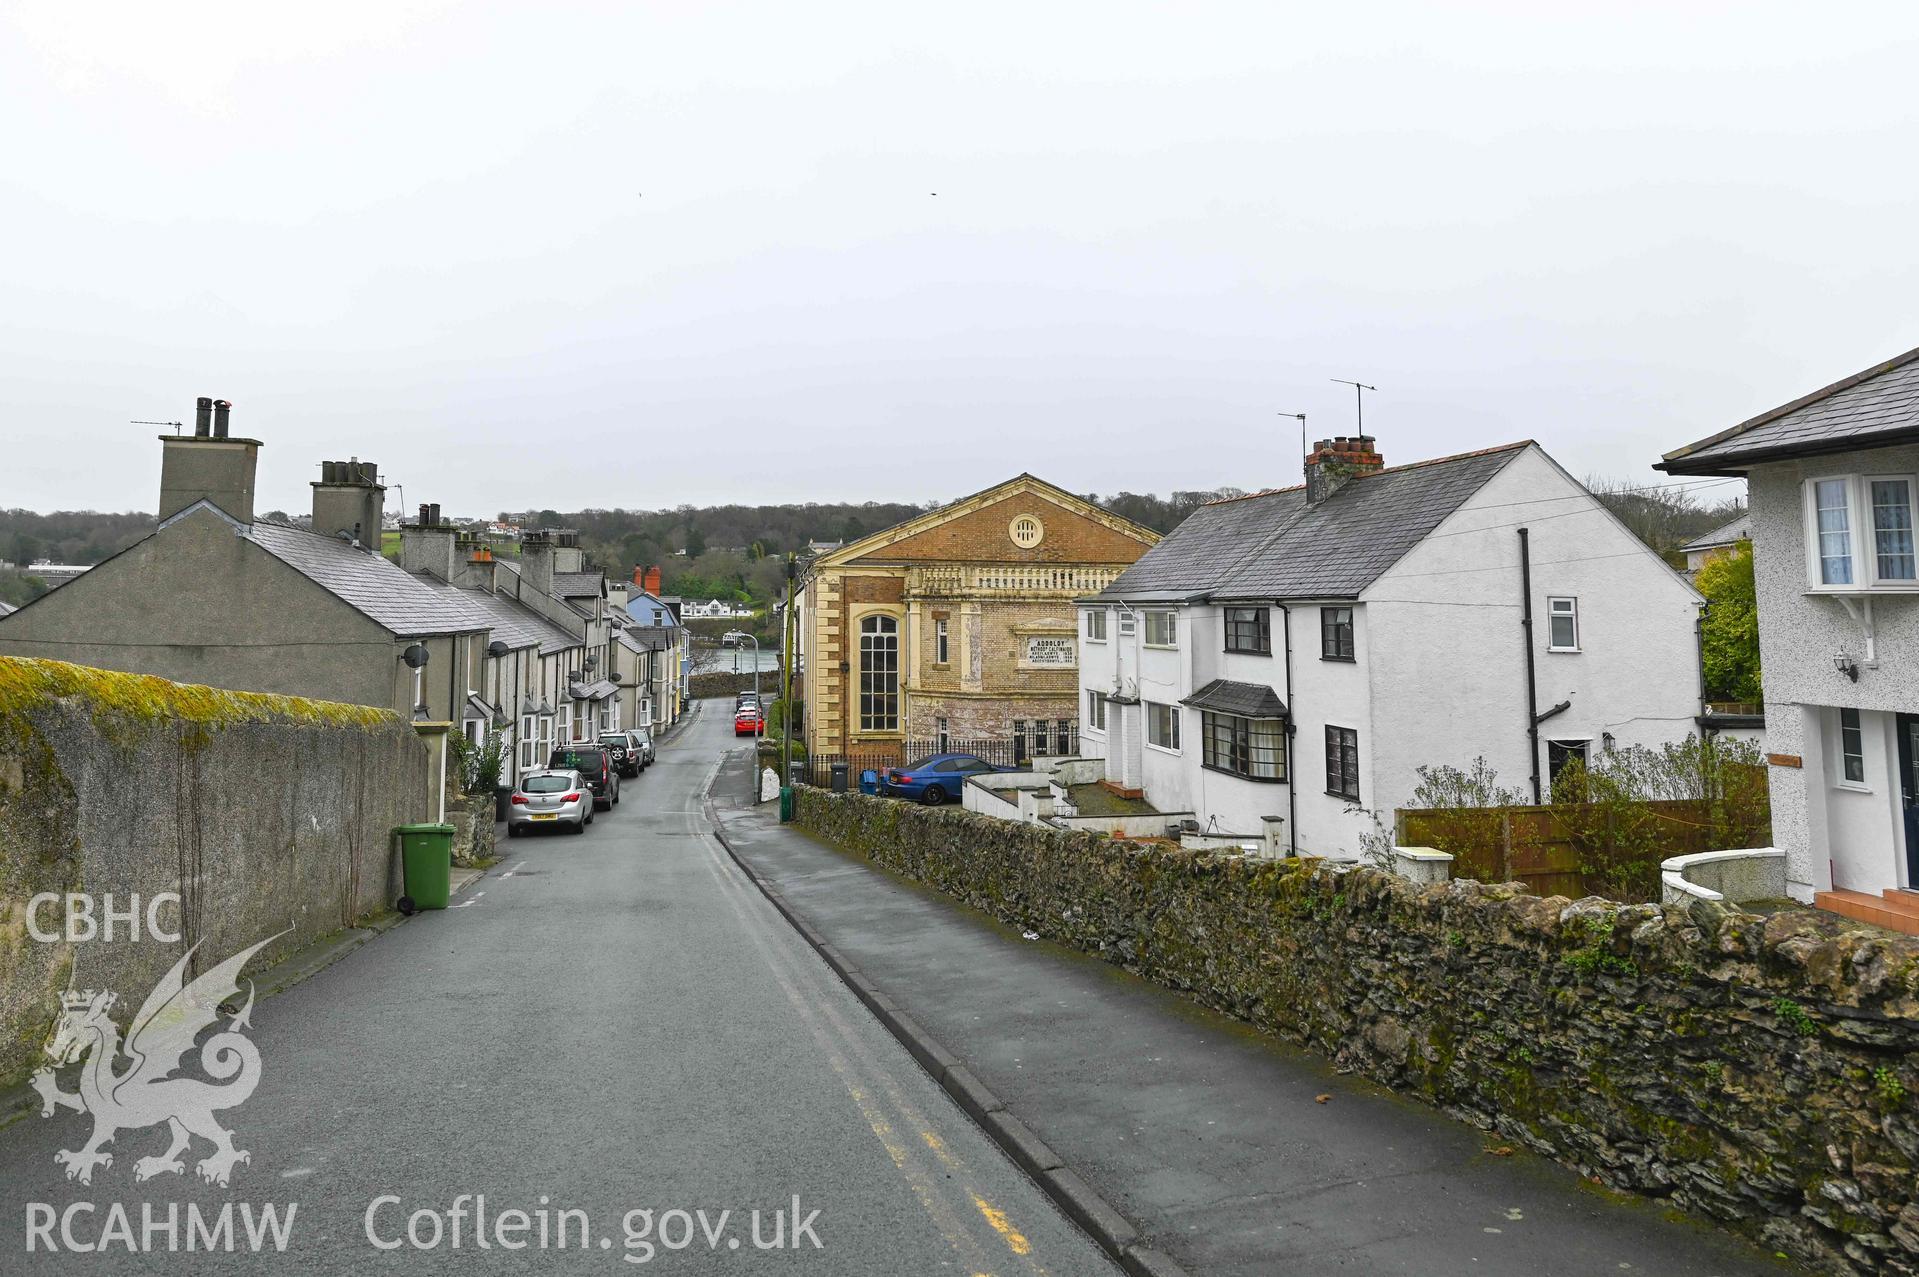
734;706;765;736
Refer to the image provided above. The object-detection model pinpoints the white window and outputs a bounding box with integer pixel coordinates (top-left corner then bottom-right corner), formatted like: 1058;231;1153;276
1813;477;1856;586
1146;700;1181;751
1143;610;1178;648
1871;478;1917;581
1838;707;1867;787
1805;475;1919;588
1118;610;1136;636
1086;690;1107;731
518;714;537;770
1085;610;1107;642
934;617;949;664
1547;597;1579;651
858;614;900;732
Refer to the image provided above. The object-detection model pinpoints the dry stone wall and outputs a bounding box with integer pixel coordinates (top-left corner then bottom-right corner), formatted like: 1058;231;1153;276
795;788;1919;1275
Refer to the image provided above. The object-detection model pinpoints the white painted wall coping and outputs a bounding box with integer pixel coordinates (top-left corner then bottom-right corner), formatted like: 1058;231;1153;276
1659;847;1787;904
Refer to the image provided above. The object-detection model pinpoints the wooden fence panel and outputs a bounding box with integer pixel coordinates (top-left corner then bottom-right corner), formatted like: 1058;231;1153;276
1396;797;1766;902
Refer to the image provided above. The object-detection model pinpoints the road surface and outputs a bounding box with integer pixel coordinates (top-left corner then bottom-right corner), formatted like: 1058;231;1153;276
0;706;1118;1275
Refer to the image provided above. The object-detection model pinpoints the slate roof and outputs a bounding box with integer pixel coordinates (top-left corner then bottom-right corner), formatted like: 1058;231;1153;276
555;572;604;599
408;577;580;656
1661;346;1919;474
244;521;490;638
568;678;618;701
1093;443;1529;603
624;625;675;648
1181;679;1288;719
1680;514;1752;554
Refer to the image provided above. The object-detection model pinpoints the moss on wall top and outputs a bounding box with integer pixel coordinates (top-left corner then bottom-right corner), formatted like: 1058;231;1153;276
0;657;400;733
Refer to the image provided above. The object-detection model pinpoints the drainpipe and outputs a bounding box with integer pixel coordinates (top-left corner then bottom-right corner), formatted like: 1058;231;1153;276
1279;601;1298;856
1519;528;1572;803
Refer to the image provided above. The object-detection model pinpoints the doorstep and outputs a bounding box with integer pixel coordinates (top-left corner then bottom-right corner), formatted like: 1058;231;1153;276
1813;887;1919;936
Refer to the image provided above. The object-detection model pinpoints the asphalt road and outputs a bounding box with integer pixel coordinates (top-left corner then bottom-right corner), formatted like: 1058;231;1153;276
0;706;1119;1276
712;761;1805;1277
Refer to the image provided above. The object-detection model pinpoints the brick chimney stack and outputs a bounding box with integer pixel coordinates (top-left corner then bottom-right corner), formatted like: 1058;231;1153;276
642;565;663;595
1304;435;1384;505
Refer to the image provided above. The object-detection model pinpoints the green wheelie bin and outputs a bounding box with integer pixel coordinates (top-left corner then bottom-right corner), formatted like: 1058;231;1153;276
396;823;455;913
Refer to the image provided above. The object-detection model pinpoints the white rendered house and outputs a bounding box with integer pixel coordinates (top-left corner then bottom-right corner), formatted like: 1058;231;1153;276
1662;347;1919;929
1076;436;1704;858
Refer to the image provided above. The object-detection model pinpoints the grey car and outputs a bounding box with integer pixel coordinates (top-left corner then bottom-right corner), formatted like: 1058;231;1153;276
598;729;654;777
506;769;593;836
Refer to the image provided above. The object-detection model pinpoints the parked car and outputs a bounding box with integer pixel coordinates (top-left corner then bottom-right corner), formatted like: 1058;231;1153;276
629;724;655;767
881;753;1005;805
597;730;650;778
506;769;593;836
547;744;620;810
734;705;765;736
736;690;760;709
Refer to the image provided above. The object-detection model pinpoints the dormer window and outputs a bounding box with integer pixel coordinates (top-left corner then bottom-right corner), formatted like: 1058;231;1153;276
1804;474;1919;590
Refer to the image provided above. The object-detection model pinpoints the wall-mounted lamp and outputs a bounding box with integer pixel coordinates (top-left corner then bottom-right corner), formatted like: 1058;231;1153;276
1602;731;1616;753
1833;650;1860;682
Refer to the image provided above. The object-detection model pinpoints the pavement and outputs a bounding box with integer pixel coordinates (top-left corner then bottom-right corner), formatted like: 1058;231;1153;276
707;752;1806;1277
0;703;1118;1275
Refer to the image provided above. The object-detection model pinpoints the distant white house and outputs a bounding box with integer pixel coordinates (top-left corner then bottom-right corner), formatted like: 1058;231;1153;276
1662;346;1919;931
681;598;753;619
1077;436;1705;859
24;560;91;587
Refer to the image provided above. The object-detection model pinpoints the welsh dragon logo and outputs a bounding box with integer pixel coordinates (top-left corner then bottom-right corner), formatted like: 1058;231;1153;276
30;935;279;1187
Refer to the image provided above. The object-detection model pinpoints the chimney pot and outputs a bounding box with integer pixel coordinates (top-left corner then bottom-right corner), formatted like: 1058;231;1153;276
195;397;213;437
212;400;231;439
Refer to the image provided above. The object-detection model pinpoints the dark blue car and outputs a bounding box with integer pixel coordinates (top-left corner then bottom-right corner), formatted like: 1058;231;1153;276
881;753;1004;805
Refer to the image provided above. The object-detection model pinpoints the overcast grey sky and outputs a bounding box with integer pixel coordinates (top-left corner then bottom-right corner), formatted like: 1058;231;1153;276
3;2;1915;517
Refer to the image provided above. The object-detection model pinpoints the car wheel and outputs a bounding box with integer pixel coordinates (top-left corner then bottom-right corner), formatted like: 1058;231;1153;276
507;824;521;839
922;785;947;806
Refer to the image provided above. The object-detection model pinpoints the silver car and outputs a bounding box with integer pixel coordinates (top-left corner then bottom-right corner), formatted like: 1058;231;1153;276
506;769;593;836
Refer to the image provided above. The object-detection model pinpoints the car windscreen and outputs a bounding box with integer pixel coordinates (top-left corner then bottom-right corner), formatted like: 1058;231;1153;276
523;775;574;794
550;750;603;770
903;756;936;771
597;736;627;748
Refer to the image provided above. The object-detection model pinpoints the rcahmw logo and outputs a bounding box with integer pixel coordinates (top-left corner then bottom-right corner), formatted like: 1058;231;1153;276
31;934;279;1186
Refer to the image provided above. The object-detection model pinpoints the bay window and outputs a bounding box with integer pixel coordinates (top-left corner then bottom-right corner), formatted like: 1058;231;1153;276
1201;711;1287;781
1805;474;1919;588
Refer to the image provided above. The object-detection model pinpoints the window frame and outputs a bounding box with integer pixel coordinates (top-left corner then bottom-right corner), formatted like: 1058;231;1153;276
1867;474;1919;585
1084;609;1108;643
1142;610;1179;649
1222;606;1272;655
934;617;950;665
1320;606;1355;662
1117;610;1137;637
1837;707;1868;789
1324;724;1359;800
1085;690;1108;732
1145;700;1182;753
1200;711;1288;783
1546;596;1580;652
1803;473;1919;591
857;613;901;734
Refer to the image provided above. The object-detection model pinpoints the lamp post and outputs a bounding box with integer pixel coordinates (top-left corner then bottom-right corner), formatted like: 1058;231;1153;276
724;631;762;795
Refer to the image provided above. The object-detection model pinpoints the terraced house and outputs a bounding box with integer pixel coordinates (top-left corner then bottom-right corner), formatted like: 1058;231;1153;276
798;475;1158;764
1078;436;1704;857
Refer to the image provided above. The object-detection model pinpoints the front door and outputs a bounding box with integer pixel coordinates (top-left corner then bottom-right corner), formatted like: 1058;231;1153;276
1897;714;1919;889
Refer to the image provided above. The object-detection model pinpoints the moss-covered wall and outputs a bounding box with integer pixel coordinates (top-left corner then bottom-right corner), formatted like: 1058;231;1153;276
0;657;431;1088
795;789;1919;1275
